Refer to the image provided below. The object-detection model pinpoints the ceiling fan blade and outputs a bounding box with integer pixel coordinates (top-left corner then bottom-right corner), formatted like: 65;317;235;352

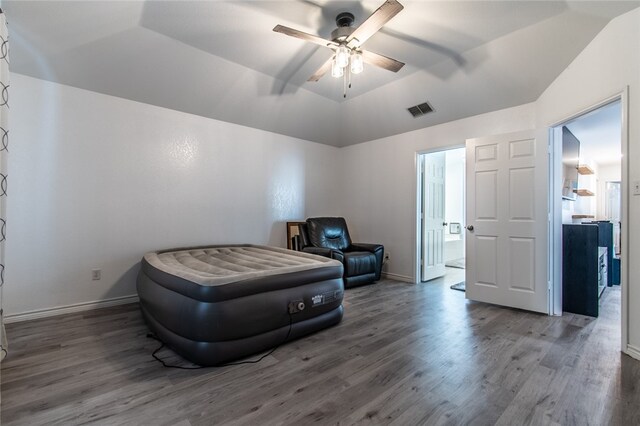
361;50;405;73
273;25;337;49
347;0;404;48
308;57;334;82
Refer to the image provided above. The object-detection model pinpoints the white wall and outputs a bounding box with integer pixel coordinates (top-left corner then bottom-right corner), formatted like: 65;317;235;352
5;74;340;317
339;103;535;281
535;9;639;351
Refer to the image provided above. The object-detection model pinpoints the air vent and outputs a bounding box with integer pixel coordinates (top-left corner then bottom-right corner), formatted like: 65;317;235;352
407;101;434;118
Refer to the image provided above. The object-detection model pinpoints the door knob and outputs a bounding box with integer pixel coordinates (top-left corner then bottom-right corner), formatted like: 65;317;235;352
443;222;448;227
466;225;474;231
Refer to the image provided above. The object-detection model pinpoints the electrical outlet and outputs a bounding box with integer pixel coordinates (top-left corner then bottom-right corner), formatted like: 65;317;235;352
384;252;391;262
92;269;101;281
634;181;640;196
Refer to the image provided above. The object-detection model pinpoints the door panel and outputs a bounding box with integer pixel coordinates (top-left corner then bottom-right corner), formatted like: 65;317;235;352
476;171;498;219
476;236;498;287
509;168;535;220
509;237;535;292
421;152;446;281
465;130;548;313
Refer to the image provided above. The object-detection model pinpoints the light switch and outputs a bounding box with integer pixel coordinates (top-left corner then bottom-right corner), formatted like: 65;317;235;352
634;181;640;196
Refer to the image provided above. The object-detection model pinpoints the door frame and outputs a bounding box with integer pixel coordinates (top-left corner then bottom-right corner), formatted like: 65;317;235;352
548;88;629;352
415;145;465;283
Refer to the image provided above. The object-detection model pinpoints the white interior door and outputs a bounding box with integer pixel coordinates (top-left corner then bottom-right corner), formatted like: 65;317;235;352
465;130;548;313
421;152;446;281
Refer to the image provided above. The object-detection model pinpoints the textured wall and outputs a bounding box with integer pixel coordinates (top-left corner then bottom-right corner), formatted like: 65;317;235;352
5;74;340;317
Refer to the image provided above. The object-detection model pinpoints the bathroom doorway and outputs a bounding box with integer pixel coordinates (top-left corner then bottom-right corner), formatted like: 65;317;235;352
417;147;466;285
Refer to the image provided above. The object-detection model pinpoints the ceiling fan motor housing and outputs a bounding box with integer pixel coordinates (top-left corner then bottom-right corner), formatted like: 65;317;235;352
331;26;355;42
336;12;355;27
332;12;355;42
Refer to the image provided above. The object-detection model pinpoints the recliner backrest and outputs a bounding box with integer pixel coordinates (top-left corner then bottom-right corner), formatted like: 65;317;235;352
298;223;311;248
306;217;352;251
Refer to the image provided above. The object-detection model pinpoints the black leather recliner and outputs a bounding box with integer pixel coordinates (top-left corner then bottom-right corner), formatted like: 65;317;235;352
297;217;384;288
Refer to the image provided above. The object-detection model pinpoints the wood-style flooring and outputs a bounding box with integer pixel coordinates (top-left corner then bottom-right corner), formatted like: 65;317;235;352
2;272;640;425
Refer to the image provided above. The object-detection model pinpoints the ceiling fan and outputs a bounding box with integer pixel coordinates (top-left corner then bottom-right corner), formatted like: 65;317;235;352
273;0;405;98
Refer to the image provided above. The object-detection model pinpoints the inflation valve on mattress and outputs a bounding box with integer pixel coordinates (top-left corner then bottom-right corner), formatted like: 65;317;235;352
288;300;305;314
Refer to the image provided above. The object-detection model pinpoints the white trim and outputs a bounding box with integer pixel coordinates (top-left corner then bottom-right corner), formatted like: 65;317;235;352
625;344;640;361
547;92;626;128
4;294;139;323
414;152;421;284
382;272;414;283
550;126;564;316
620;87;630;352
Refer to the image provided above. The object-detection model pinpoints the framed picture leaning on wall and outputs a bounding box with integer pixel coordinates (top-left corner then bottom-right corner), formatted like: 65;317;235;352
286;221;305;250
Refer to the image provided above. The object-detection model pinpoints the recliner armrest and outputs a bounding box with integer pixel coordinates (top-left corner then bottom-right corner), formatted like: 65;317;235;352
349;243;384;254
302;246;332;257
302;247;345;263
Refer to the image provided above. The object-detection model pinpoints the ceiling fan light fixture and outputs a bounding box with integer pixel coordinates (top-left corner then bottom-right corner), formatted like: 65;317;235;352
331;58;344;78
273;0;406;97
335;45;350;68
350;52;364;74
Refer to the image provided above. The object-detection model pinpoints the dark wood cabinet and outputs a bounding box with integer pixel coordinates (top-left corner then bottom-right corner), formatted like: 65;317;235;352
562;224;602;317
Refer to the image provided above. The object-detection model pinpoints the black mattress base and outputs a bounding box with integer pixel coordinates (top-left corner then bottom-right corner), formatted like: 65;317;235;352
142;304;343;366
137;272;343;342
137;245;345;366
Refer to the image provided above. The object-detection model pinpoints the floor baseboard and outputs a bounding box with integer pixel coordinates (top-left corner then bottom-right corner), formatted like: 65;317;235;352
382;272;414;283
626;344;640;361
4;295;139;323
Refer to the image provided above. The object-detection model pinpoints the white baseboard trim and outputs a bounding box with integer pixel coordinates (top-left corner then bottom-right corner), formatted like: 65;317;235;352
625;344;640;361
382;272;415;283
4;294;139;324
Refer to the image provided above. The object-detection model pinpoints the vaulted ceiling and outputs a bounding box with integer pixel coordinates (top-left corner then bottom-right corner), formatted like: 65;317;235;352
4;1;639;146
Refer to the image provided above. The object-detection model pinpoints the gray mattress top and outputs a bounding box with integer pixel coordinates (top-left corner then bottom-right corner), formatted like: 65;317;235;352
143;244;342;287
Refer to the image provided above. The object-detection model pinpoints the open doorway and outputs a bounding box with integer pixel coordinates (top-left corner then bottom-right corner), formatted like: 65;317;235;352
551;97;625;331
417;147;466;288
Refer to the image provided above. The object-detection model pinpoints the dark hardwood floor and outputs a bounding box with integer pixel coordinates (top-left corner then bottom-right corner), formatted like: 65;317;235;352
2;275;639;425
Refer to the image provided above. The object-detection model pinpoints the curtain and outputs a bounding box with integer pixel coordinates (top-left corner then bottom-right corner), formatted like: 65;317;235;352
0;8;9;362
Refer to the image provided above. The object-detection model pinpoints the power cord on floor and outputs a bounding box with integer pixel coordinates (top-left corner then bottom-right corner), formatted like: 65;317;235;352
147;335;204;370
147;311;294;369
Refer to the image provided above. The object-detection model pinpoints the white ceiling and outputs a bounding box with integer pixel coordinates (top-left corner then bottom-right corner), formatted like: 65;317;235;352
566;100;622;167
4;1;639;146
